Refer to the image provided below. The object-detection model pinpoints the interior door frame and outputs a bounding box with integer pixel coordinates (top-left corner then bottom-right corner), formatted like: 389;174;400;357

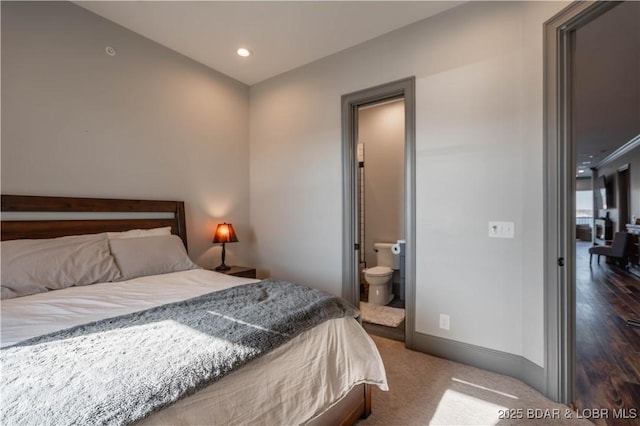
341;77;416;348
543;0;621;403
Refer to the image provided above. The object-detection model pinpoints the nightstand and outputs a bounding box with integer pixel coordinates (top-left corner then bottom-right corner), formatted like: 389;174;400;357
215;266;256;279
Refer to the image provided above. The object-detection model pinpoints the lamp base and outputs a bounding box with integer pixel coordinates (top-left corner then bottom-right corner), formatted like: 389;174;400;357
215;242;231;271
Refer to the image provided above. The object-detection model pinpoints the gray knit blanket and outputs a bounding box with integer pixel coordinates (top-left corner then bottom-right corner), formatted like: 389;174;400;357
1;279;358;426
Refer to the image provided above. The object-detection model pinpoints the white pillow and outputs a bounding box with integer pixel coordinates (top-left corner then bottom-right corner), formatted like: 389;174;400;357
107;226;172;240
108;235;198;280
1;233;122;299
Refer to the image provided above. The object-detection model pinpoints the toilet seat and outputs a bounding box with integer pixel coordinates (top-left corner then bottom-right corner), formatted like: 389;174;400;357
364;266;393;277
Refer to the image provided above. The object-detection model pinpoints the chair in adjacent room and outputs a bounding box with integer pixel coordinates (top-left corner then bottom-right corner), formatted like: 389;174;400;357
589;231;631;266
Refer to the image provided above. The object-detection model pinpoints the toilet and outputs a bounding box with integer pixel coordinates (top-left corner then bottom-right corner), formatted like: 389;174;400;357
364;242;399;305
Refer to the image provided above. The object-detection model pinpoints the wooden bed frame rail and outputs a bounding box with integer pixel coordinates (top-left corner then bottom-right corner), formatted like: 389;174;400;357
307;383;371;425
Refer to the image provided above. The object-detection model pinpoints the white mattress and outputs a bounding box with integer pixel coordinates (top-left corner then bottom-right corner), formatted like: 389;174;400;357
1;269;388;424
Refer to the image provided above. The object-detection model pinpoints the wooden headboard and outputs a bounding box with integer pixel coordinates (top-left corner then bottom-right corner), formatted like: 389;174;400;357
1;195;188;249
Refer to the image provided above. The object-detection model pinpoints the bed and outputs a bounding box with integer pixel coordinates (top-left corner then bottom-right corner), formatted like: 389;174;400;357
0;194;388;425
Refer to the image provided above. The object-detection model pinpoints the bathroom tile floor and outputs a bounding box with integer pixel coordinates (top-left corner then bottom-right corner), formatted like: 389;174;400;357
386;295;405;309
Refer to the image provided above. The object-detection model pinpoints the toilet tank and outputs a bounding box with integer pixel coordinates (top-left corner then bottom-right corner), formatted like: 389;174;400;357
374;243;399;269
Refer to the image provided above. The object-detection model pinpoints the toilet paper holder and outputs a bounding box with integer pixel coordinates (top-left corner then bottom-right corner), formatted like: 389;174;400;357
391;240;405;255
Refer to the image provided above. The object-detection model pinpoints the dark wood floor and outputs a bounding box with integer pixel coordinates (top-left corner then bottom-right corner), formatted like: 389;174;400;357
575;241;640;425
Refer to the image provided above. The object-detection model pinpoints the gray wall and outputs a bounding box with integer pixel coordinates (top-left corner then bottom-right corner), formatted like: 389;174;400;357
2;0;574;369
250;1;569;367
578;1;640;233
574;1;640;157
358;100;405;268
596;148;640;231
1;1;251;268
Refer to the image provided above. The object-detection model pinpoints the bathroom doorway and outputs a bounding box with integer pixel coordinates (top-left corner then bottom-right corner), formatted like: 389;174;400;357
357;99;406;341
341;77;416;347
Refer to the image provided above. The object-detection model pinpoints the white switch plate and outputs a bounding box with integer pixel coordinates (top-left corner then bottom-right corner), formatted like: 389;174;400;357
489;221;515;238
439;314;450;330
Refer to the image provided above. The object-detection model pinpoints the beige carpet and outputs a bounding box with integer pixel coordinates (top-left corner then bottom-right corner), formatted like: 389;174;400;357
360;302;406;327
358;336;592;425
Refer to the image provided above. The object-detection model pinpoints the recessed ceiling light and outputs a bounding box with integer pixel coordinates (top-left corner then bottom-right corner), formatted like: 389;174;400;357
578;169;585;173
237;48;251;58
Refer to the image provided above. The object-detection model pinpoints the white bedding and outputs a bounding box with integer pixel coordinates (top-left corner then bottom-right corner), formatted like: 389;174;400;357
1;269;258;347
1;269;388;424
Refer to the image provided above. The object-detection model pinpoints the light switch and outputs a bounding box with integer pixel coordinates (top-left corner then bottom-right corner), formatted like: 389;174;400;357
489;221;515;238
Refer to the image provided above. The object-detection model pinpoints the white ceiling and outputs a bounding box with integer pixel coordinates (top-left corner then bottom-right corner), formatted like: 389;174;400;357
76;1;462;86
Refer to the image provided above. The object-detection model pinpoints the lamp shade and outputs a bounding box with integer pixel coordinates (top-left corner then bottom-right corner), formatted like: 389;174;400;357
212;223;238;244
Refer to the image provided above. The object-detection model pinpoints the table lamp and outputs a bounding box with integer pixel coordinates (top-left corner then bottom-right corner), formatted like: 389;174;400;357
212;222;238;271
